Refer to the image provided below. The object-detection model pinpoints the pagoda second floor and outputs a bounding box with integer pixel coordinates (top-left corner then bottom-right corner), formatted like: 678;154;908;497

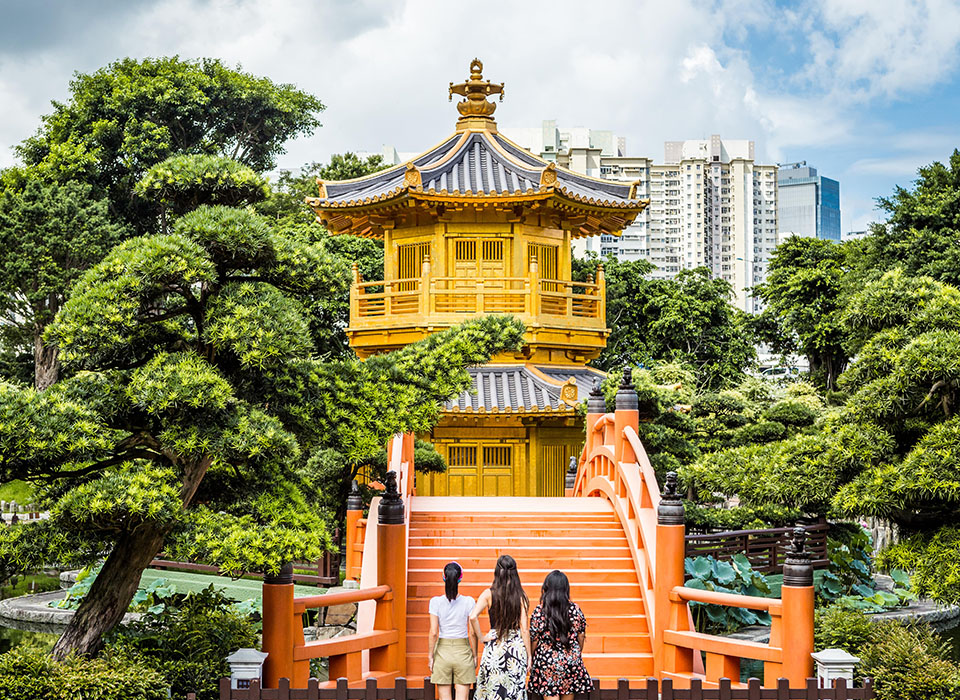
307;60;649;363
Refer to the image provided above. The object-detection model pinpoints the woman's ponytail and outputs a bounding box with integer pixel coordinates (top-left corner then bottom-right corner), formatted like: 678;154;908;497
443;561;462;601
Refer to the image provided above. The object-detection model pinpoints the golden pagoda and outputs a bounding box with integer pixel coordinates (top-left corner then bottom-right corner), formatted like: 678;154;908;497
308;59;648;497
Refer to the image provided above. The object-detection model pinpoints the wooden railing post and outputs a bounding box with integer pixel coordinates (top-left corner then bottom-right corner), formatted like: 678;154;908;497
261;563;295;688
597;263;606;322
345;481;363;583
350;263;361;322
420;255;431;317
614;364;639;464
584;386;606;465
655;472;686;678
369;471;407;679
780;526;815;686
528;256;540;317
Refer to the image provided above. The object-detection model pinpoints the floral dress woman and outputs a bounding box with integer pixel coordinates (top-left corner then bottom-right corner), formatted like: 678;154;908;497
528;601;592;697
474;626;529;700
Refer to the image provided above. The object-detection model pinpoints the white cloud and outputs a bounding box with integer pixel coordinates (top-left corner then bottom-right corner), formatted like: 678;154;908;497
0;0;959;234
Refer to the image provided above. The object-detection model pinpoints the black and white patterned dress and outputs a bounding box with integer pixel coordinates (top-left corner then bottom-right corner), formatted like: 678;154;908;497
474;628;528;700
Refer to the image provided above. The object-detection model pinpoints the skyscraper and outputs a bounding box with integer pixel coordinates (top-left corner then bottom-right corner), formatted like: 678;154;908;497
501;123;778;313
776;163;841;241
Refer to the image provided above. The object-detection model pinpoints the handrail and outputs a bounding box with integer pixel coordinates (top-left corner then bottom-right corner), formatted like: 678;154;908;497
572;413;659;641
670;585;782;613
294;585;391;613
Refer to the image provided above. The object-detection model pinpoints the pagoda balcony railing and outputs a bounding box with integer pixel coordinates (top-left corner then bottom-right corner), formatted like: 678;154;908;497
349;272;606;333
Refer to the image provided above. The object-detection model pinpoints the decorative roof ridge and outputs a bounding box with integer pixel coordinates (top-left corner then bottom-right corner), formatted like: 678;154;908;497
493;132;639;193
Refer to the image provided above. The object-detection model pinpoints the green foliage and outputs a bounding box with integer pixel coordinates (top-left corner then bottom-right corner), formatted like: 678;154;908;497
15;56;324;233
814;530;914;611
576;256;755;388
763;398;818;426
136;154;269;223
858;149;960;288
753;236;852;389
814;605;876;656
51;564;176;613
0;179;128;386
878;527;960;605
683;554;771;633
0;646;168;700
111;586;258;700
859;621;960;700
683;501;802;531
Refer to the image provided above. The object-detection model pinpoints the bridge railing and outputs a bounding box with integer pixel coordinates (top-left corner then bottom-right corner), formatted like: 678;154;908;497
262;434;414;689
571;374;814;689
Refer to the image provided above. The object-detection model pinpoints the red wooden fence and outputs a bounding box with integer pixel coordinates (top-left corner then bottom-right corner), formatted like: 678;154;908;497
216;677;874;700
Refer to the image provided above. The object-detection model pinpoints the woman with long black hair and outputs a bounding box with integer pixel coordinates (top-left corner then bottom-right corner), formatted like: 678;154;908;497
469;554;530;700
528;570;591;700
428;562;477;700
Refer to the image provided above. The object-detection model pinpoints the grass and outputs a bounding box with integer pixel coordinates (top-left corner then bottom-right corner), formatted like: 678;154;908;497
138;568;325;601
0;481;34;505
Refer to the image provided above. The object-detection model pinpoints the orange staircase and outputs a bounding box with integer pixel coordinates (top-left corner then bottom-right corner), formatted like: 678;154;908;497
404;497;653;684
261;380;816;691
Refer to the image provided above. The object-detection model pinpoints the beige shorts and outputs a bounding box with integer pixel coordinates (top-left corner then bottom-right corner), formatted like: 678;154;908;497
431;637;476;686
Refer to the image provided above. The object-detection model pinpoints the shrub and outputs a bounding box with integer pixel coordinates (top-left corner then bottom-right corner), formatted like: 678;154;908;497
877;527;960;605
732;420;786;446
860;621;960;700
683;501;802;531
764;398;818;426
814;605;875;656
0;647;167;700
110;585;258;700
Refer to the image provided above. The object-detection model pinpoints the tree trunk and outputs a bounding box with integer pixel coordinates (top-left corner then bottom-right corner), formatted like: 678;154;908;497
34;331;59;390
51;524;168;660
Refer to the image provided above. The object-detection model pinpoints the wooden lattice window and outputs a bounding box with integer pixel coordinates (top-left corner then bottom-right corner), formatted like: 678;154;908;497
455;240;477;262
482;445;512;467
398;242;429;291
448;445;478;468
528;243;559;291
482;239;503;262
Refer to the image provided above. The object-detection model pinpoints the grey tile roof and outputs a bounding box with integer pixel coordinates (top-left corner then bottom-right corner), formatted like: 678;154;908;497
315;131;642;210
443;365;605;413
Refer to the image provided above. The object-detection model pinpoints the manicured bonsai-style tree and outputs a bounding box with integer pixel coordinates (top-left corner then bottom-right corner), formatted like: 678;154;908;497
0;203;524;659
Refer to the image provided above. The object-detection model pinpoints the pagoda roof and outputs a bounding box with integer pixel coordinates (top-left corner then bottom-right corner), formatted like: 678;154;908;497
443;364;604;415
311;130;643;212
308;59;648;239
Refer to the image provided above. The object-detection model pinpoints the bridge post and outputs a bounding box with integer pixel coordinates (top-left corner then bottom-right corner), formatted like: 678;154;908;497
261;563;295;688
780;527;815;686
614;365;639;463
585;386;607;458
655;472;686;678
370;471;407;678
346;481;363;582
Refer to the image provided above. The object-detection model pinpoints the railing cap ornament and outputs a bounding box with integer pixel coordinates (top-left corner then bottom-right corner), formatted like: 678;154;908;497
657;471;685;525
346;479;363;511
378;471;405;525
564;455;578;489
587;384;606;415
264;562;294;585
782;525;814;587
615;363;638;411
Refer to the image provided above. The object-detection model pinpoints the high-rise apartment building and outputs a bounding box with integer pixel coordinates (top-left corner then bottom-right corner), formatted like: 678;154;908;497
501;123;778;312
777;163;841;241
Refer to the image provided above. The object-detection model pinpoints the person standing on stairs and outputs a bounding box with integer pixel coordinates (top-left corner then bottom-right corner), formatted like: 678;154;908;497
528;570;592;700
470;554;531;700
428;562;478;700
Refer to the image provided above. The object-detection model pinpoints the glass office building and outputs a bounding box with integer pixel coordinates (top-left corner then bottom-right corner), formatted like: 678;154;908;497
777;165;841;241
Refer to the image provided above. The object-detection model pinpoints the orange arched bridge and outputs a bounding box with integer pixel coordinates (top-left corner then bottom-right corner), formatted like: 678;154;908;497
260;380;814;690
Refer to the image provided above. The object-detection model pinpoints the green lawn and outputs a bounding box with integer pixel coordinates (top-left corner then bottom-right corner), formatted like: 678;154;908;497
138;568;325;601
0;481;35;505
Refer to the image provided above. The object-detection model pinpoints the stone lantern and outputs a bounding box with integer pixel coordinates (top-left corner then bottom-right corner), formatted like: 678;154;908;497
812;648;860;687
226;648;269;688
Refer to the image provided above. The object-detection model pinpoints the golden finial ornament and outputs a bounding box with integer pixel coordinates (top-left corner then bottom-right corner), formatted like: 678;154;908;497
449;58;504;130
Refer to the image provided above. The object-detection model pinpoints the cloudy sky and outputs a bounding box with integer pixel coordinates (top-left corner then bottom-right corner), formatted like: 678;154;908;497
2;0;960;232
